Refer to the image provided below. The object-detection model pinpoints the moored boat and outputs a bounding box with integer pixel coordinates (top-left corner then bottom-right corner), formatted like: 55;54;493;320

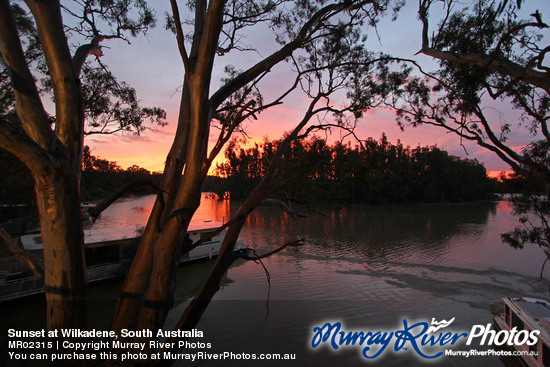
493;297;550;367
0;221;249;302
181;221;249;262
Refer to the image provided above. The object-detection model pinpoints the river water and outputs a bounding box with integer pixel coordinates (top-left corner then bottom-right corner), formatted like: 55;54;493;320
3;195;549;366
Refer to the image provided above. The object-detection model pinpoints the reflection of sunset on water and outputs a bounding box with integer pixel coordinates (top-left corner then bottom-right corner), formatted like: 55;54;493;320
92;194;233;231
94;195;546;281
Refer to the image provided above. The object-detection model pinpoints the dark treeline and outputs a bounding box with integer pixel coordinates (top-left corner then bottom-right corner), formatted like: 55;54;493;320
0;135;501;209
215;134;496;204
81;146;161;201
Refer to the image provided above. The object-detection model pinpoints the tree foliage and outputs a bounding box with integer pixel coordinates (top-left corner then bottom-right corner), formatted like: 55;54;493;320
80;63;168;135
0;2;167;136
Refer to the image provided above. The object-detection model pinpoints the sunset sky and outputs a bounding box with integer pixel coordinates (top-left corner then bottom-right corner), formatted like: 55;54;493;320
83;0;549;176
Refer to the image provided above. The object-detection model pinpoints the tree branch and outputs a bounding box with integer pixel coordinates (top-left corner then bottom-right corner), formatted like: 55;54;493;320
239;238;304;261
207;99;255;166
261;198;307;217
0;0;53;149
421;48;550;95
87;179;162;221
0;123;54;174
26;0;85;171
72;35;120;76
417;0;550;95
194;0;225;82
0;228;44;280
209;1;355;110
169;0;191;73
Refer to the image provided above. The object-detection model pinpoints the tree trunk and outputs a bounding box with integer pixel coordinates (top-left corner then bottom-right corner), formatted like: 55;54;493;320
33;161;88;331
111;82;192;333
112;0;225;334
136;177;203;332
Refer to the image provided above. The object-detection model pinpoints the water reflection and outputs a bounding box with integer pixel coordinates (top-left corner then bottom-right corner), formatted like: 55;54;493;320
92;195;548;303
91;194;233;230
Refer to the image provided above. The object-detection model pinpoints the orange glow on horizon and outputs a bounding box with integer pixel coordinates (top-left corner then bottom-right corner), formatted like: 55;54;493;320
207;136;272;176
486;170;514;180
100;153;166;173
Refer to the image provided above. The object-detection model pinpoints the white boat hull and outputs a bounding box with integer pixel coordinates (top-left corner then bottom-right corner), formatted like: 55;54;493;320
493;297;550;367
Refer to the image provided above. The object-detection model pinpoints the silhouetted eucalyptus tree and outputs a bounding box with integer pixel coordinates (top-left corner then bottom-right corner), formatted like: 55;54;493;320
377;0;549;259
0;0;160;332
